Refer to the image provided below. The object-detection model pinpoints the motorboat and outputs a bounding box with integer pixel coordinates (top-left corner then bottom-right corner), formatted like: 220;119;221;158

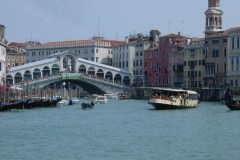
94;95;108;104
58;99;68;106
148;87;199;110
70;97;80;104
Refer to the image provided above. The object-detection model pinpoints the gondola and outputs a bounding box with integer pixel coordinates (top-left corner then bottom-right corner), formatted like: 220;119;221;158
81;101;94;109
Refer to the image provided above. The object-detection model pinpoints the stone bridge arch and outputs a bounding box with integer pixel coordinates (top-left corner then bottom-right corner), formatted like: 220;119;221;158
62;53;77;72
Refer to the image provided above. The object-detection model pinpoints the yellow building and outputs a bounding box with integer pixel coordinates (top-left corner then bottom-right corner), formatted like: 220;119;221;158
184;38;205;92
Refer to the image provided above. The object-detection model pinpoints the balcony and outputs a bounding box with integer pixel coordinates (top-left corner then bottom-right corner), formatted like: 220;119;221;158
203;73;216;78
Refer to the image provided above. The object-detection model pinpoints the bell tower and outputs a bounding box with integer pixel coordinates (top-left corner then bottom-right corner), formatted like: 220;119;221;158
205;0;223;36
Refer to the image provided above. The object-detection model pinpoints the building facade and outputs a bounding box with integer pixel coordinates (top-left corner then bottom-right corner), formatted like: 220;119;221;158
6;42;28;70
112;38;135;75
184;38;205;92
26;36;124;66
144;48;159;86
167;34;187;88
227;27;240;87
0;24;7;85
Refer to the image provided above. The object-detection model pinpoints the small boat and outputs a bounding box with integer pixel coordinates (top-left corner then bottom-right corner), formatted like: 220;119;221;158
58;99;68;106
224;87;240;110
148;87;199;110
81;101;94;109
118;93;130;100
94;95;108;104
71;97;80;104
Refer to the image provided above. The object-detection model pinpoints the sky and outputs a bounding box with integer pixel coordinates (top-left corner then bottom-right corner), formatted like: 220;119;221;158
1;0;240;43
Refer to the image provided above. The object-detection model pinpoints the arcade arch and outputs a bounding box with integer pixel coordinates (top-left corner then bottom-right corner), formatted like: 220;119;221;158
105;71;113;81
52;64;60;75
96;69;104;79
33;68;41;80
42;66;50;77
88;67;95;76
6;75;13;85
79;64;86;74
62;54;76;72
114;74;122;84
14;72;22;84
24;70;32;81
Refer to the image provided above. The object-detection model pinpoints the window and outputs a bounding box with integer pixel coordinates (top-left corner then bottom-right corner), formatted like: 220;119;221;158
212;48;219;57
232;37;235;49
212;40;220;44
223;39;227;44
198;71;201;77
96;57;98;62
238;36;240;49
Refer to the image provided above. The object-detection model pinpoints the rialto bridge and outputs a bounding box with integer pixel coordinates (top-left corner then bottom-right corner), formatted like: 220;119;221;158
6;51;134;95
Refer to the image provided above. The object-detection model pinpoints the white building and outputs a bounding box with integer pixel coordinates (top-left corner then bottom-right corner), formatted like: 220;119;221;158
112;37;136;75
227;27;240;87
26;36;124;66
0;24;7;85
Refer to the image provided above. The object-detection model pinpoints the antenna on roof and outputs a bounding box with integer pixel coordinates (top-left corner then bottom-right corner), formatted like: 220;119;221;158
98;17;100;36
182;20;184;36
168;21;171;34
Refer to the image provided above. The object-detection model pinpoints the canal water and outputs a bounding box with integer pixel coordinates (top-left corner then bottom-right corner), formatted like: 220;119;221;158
0;99;239;160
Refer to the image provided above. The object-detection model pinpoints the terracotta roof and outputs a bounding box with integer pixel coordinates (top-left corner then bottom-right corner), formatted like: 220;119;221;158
8;42;29;47
207;27;240;38
190;38;205;42
161;33;179;38
28;39;125;49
